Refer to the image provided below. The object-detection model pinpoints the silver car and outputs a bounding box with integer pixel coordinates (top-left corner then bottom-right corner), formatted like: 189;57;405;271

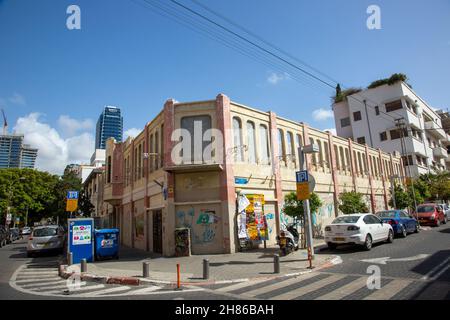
27;225;65;257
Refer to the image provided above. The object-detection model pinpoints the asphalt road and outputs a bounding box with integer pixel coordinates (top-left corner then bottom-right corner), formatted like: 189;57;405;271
1;224;449;300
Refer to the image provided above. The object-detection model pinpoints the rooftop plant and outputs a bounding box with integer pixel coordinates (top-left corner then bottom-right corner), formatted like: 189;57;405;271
368;73;409;89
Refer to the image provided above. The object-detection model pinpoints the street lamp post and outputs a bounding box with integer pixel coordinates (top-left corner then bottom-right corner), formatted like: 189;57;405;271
298;144;319;260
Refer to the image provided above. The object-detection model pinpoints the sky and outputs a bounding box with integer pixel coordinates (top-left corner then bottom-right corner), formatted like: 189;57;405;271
1;0;449;174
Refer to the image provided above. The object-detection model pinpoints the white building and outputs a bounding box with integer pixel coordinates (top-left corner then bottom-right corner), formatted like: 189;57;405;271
332;80;449;178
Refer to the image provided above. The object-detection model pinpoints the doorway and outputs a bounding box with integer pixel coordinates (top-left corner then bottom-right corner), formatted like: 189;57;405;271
152;210;163;254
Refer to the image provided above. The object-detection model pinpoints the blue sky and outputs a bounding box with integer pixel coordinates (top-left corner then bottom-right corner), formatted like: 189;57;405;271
1;0;449;174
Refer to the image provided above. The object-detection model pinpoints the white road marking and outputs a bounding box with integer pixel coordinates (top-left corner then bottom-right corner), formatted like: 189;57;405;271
216;280;259;293
74;286;132;297
21;280;66;288
270;274;347;300
47;284;106;294
315;277;368;300
361;254;429;265
421;257;450;281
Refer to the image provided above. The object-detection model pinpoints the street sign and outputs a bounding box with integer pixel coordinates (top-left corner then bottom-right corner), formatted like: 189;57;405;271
6;213;12;222
66;199;78;212
67;191;79;200
296;170;309;183
295;171;316;200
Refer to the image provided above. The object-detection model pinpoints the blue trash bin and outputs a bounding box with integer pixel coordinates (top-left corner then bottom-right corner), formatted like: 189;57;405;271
94;229;120;260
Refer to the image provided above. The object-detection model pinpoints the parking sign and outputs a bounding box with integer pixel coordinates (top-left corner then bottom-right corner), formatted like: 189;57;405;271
67;191;79;200
296;170;309;183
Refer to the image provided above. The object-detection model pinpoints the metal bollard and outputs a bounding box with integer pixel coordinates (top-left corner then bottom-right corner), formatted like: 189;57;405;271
143;262;150;278
68;252;73;266
274;254;280;274
176;264;181;289
203;259;210;280
81;258;87;273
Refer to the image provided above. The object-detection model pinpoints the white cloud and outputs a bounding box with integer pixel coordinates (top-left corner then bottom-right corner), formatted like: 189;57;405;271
267;72;289;85
124;128;142;140
9;93;26;106
312;108;334;121
57;115;94;138
324;128;337;135
13;113;94;175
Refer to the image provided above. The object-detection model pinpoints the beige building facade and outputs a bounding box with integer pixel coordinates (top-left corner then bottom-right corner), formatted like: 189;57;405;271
102;94;404;256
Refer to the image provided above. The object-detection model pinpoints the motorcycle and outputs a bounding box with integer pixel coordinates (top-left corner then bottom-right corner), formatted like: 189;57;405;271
276;223;300;256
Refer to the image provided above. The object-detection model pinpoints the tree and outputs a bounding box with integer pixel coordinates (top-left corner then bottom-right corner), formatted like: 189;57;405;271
338;191;369;214
420;172;450;201
389;184;412;209
78;190;95;217
283;192;323;220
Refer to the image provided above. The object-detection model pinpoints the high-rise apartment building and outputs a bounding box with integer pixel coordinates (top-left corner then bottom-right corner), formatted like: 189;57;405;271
95;106;123;149
0;134;38;169
332;80;449;177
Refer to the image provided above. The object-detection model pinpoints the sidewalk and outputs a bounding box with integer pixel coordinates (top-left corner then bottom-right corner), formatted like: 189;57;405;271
61;240;339;286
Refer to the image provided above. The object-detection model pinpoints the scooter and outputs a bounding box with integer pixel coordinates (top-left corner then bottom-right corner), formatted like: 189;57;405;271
276;223;300;256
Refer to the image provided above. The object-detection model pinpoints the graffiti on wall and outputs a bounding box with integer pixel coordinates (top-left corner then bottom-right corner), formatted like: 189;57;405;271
175;208;220;245
174;228;191;257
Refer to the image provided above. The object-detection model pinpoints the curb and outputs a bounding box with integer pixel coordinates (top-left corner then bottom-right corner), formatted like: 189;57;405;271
58;253;341;287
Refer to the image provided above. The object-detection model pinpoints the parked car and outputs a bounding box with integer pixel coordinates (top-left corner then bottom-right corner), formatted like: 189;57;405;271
436;204;450;223
27;225;65;257
376;210;419;237
21;227;31;236
415;203;446;227
0;226;7;247
324;213;394;251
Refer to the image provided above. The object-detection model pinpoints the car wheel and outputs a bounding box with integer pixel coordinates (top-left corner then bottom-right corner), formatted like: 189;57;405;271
435;219;440;227
327;242;337;250
443;217;447;224
387;230;394;243
400;225;407;238
414;224;420;233
363;234;373;251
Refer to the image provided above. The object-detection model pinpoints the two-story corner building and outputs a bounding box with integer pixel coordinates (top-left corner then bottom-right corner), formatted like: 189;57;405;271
102;94;403;257
332;81;449;178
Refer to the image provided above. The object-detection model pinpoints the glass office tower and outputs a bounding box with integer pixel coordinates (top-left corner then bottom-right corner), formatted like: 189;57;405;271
95;106;123;149
0;134;38;169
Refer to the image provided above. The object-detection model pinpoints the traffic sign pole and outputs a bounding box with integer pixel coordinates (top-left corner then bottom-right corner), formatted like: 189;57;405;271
298;147;315;260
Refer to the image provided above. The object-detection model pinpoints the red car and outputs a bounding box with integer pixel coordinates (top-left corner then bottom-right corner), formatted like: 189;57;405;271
415;203;447;227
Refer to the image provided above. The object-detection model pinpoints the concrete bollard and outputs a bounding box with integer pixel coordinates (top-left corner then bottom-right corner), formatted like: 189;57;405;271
274;254;280;274
143;262;150;278
68;252;73;266
81;258;87;273
203;259;210;280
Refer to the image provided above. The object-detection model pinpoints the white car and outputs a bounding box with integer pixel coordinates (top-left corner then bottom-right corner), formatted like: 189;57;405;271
21;227;31;235
324;213;394;251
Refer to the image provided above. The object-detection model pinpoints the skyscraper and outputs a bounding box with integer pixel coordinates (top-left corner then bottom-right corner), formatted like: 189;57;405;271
95;106;123;149
0;134;38;169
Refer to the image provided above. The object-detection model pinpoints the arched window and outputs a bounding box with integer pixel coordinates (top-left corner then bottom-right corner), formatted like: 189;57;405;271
149;134;154;172
334;145;340;170
259;124;270;164
296;134;303;168
357;152;363;175
340;147;346;172
317;139;324;170
138;144;142;179
278;129;286;165
155;131;159;170
160;124;164;167
345;148;350;173
247;121;256;164
233;117;243;162
287;132;294;157
310;138;317;167
324;141;330;170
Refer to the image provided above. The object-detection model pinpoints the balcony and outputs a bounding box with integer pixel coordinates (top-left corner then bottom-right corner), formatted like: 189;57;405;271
442;134;450;146
425;120;446;139
433;146;448;159
405;137;427;157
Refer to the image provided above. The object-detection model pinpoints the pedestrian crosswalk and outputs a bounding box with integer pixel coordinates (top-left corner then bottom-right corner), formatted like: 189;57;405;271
205;271;449;300
9;262;203;298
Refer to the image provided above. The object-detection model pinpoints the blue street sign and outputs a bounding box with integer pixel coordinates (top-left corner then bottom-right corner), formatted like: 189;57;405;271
68;218;94;264
296;170;309;183
235;177;249;185
67;191;79;200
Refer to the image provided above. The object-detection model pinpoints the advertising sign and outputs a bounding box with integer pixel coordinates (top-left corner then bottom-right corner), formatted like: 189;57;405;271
68;218;94;264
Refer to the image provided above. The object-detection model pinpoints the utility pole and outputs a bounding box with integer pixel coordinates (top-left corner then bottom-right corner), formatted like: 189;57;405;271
396;118;418;214
363;100;374;148
390;175;397;209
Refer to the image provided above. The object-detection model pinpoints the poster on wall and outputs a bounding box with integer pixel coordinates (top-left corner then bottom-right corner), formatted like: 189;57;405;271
175;228;191;257
244;194;269;241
